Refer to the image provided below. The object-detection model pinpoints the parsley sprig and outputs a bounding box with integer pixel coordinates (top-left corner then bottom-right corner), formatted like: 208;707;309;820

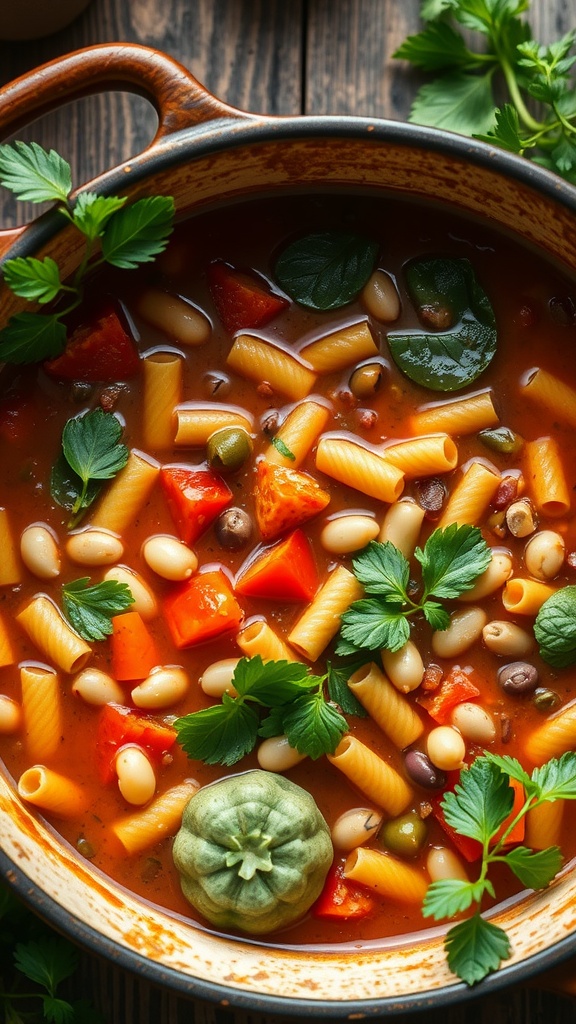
394;0;576;182
50;408;129;527
337;524;491;655
0;141;174;363
175;656;348;766
423;751;576;985
62;578;134;641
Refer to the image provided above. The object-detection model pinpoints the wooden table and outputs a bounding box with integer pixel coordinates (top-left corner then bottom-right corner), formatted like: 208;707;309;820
1;1;575;1021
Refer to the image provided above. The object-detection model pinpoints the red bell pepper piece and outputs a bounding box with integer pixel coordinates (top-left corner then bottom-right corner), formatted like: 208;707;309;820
313;862;375;920
417;666;481;724
95;702;177;784
164;569;244;648
235;529;319;602
207;260;288;333
44;306;140;382
254;459;331;541
160;465;232;545
110;611;160;681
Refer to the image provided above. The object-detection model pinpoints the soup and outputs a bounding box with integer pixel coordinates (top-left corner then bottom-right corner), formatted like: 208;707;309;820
1;192;576;960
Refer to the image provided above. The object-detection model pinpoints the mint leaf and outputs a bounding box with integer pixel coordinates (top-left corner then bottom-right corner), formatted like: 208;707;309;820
72;192;127;241
0;311;66;363
2;256;63;305
423;877;488;920
442;758;513;844
534;586;576;667
409;71;497;136
339;598;410;653
445;913;511;985
351;540;410;601
0;141;71;203
504;845;563;890
175;695;260;767
274;231;378;311
62;578;134;641
417;524;491;598
101;195;175;269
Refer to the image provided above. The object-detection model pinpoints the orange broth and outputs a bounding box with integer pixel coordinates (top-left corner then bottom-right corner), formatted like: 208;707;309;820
2;191;576;947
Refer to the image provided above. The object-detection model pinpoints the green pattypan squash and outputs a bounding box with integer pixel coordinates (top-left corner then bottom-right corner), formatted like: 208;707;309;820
173;769;333;934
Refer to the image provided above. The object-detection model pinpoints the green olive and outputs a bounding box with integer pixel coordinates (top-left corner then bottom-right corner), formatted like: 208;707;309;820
206;427;253;472
379;811;428;858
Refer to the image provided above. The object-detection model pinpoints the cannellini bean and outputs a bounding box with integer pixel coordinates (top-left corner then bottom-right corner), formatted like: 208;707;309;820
115;746;156;805
427;846;468;883
66;529;124;566
320;514;379;554
131;665;190;709
379;500;425;558
431;607;487;659
0;695;22;734
458;550;513;602
20;524;61;579
382;641;424;693
524;530;565;580
72;668;125;705
257;734;307;772
450;702;496;744
142;535;198;581
331;807;383;851
426;726;466;771
136;287;211;346
361;270;401;322
482;619;534;656
200;658;240;697
103;565;158;620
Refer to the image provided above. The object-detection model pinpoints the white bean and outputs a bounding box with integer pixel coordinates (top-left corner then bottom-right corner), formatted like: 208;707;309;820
115;746;157;805
426;726;466;771
361;270;401;322
0;695;22;734
131;665;190;709
427;846;468;883
103;565;158;620
382;641;424;693
379;500;425;558
458;550;512;602
66;529;124;566
320;514;379;554
200;658;240;697
524;530;565;580
72;668;125;706
142;535;198;581
450;702;496;744
482;619;534;657
20;524;60;579
431;607;487;659
136;287;211;346
257;735;307;772
331;807;383;851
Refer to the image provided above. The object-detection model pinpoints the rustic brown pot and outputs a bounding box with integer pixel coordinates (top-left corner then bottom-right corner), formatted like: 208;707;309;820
1;43;576;1018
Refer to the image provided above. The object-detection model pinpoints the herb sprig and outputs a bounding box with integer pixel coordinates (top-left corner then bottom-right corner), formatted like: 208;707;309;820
175;655;348;766
423;751;576;985
0;141;174;363
50;408;129;527
394;0;576;182
337;524;491;655
62;578;134;641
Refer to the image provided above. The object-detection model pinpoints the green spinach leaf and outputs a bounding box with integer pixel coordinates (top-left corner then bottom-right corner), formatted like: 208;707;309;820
274;231;378;310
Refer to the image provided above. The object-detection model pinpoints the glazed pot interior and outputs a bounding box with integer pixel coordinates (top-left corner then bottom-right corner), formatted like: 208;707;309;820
2;115;576;1016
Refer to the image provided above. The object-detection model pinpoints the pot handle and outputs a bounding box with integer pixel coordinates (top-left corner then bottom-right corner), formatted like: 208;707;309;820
0;43;256;257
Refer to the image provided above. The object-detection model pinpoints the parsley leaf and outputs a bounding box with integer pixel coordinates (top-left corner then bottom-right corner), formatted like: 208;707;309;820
2;256;63;305
101;196;175;269
62;578;134;641
71;192;127;241
504;845;563;890
0;311;66;364
0;140;71;203
270;435;296;460
326;662;368;717
61;409;129;519
13;937;78;993
422;877;487;919
445;914;511;987
408;70;497;135
416;522;492;597
339;598;410;654
442;758;513;844
351;540;410;601
263;691;348;759
176;696;260;767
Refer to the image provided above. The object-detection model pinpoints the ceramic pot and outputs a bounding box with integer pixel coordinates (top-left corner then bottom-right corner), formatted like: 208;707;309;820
1;43;576;1018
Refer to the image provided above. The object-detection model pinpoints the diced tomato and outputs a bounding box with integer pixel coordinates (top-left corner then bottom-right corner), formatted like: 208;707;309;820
432;773;526;862
417;666;481;724
235;529;319;602
44;306;140;382
164;569;244;648
207;260;288;333
160;465;232;545
95;702;177;784
110;611;160;682
313;862;375;920
254;459;330;541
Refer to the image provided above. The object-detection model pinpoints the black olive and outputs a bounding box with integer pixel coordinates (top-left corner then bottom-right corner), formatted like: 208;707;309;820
498;661;539;695
215;507;253;550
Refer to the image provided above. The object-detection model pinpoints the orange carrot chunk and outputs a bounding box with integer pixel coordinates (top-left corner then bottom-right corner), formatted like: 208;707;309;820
110;611;160;681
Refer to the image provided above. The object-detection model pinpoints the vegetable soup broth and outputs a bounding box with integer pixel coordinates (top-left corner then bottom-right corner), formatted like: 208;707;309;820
2;191;576;947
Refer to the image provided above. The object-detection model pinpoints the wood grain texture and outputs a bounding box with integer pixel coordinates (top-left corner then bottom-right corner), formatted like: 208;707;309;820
1;1;576;1021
